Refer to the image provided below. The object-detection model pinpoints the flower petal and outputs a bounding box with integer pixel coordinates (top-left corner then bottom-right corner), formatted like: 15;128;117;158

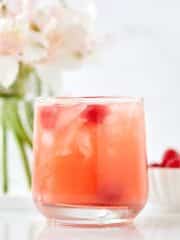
6;0;27;17
65;0;97;22
22;42;46;63
35;63;62;94
31;0;61;9
0;56;19;88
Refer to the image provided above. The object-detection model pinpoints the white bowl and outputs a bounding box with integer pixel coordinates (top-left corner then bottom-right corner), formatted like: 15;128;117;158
149;168;180;212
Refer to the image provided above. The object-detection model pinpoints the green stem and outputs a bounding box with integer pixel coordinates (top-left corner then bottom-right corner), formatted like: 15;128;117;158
34;70;42;96
6;100;32;189
24;101;34;132
10;100;33;148
13;133;32;189
1;100;8;193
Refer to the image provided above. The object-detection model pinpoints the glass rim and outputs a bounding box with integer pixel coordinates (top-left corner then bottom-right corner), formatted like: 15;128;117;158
36;96;144;105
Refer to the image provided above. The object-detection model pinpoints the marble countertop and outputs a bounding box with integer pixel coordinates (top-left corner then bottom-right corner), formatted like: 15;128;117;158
0;206;180;240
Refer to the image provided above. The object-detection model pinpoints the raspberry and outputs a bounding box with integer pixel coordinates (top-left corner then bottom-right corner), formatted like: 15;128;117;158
165;158;180;168
161;149;179;167
39;105;60;129
81;104;109;124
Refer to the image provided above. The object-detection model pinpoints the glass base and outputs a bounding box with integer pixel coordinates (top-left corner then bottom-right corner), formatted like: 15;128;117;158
36;201;139;227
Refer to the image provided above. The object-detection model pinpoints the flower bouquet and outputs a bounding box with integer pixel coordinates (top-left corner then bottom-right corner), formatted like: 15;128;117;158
0;0;96;194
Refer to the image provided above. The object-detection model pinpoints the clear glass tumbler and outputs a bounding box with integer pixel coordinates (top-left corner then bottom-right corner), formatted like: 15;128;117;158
33;97;148;226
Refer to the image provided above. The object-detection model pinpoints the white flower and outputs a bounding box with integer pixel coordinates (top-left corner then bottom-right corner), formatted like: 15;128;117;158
51;23;95;69
33;0;62;9
22;43;47;63
0;0;97;88
65;0;97;25
6;0;20;15
0;18;26;56
0;56;18;88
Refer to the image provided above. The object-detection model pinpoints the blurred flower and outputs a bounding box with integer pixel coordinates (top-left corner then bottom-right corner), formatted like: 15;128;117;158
0;0;97;88
0;18;25;56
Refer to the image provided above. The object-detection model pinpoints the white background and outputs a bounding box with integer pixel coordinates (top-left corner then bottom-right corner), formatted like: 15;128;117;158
63;0;180;162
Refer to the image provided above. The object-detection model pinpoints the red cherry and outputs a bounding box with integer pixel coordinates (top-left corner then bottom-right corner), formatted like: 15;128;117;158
165;158;180;168
161;149;179;167
149;163;162;168
81;105;109;124
39;105;60;129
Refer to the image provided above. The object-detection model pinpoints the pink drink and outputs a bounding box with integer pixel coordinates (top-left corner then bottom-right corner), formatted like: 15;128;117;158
33;97;148;225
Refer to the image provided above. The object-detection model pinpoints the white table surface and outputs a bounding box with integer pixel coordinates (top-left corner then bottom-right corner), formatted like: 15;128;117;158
0;206;180;240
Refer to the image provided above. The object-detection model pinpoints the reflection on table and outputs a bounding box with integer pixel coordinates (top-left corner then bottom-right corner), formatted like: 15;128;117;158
0;210;180;240
38;223;143;240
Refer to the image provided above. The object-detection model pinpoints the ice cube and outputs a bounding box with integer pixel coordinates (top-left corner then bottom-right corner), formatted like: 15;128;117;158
42;131;54;147
105;102;139;134
56;120;83;157
76;127;92;159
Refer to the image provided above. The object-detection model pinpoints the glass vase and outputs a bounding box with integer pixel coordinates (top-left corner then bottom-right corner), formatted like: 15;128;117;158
0;63;61;198
0;98;33;195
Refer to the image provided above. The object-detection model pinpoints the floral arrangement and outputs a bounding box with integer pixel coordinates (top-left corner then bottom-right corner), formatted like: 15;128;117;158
0;0;96;193
0;0;96;93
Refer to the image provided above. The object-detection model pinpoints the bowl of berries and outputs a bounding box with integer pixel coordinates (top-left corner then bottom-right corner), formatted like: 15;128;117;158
149;149;180;212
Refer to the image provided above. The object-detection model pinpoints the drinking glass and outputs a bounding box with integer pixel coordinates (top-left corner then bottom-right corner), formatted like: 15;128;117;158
33;97;148;226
